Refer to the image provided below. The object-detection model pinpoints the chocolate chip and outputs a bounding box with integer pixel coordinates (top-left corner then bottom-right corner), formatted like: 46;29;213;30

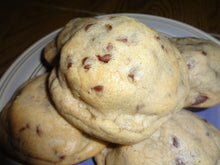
105;24;112;31
36;125;42;137
116;37;128;43
82;57;91;70
59;155;66;160
155;36;160;40
96;54;112;63
66;55;75;69
93;85;104;92
201;51;207;56
106;43;113;51
193;95;208;105
128;73;135;81
161;44;168;53
82;57;89;65
128;66;143;81
172;136;180;148
85;23;94;32
84;64;91;70
19;123;30;132
155;36;167;53
67;62;73;69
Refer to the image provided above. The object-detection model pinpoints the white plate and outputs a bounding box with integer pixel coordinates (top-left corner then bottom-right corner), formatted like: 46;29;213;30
0;13;220;165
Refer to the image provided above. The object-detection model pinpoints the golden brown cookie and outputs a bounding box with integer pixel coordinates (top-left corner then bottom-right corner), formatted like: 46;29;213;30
170;37;220;108
56;17;96;51
49;15;189;144
43;39;58;66
0;74;106;165
95;110;220;165
43;17;96;66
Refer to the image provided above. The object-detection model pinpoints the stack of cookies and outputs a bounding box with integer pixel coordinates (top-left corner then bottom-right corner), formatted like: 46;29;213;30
0;15;220;165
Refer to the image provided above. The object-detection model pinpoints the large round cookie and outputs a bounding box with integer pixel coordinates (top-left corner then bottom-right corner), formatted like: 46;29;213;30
170;37;220;108
0;74;106;165
49;15;189;144
95;110;220;165
44;17;96;66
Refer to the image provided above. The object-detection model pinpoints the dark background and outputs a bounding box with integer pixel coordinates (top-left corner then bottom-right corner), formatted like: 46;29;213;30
0;0;220;78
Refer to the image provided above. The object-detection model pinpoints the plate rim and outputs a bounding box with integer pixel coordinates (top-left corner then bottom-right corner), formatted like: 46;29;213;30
99;13;220;44
0;13;220;165
1;13;219;87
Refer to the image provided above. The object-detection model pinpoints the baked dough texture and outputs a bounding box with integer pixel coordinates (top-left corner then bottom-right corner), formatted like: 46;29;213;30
44;17;96;66
170;37;220;108
0;74;106;165
49;15;189;144
56;17;96;51
95;110;220;165
43;39;58;66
